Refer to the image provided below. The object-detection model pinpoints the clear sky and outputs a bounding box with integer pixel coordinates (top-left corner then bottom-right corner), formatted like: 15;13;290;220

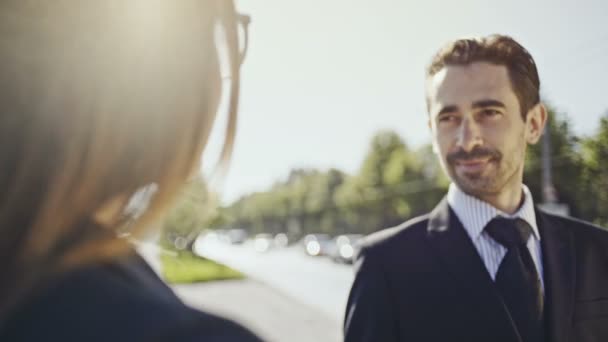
203;0;608;203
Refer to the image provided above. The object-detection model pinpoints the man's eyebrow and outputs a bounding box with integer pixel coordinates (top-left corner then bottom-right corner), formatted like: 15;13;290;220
437;105;458;116
472;99;506;109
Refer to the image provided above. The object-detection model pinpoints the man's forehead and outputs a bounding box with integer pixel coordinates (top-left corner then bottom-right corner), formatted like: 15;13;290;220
427;62;512;107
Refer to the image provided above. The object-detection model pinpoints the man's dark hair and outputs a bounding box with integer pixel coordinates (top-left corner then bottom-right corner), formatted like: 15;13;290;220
426;34;540;119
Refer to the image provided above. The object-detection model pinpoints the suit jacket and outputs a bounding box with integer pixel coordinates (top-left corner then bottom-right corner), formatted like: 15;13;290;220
344;198;608;342
0;251;263;342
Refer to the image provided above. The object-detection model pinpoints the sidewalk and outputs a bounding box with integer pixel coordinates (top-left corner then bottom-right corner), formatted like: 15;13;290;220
193;238;354;323
172;279;341;342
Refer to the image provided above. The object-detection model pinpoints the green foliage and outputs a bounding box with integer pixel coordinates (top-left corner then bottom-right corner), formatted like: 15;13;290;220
222;131;447;236
337;131;446;232
580;115;608;226
223;169;348;236
161;178;219;250
213;107;608;237
523;107;608;228
161;251;244;284
524;107;585;215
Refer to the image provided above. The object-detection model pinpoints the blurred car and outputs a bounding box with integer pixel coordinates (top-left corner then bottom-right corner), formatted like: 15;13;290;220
328;234;364;264
302;234;332;256
225;228;248;245
164;229;208;251
273;233;289;248
253;233;274;252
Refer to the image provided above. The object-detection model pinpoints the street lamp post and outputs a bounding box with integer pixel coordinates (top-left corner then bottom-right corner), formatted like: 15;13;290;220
540;118;569;216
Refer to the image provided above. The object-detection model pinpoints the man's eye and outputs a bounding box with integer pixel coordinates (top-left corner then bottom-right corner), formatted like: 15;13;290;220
438;115;456;122
482;109;501;116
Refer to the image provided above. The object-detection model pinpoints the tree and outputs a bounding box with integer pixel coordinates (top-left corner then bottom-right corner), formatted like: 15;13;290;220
580;113;608;226
224;131;448;236
162;178;218;250
219;108;608;237
335;131;445;233
304;169;347;233
524;107;585;216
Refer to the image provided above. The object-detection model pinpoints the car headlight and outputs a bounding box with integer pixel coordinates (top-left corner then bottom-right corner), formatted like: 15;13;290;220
340;245;354;259
306;241;321;256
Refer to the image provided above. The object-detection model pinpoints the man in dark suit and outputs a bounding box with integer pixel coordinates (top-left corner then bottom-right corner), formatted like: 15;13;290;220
344;34;608;342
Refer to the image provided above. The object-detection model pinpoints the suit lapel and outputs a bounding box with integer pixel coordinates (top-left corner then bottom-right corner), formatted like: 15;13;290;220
537;209;575;342
426;198;521;342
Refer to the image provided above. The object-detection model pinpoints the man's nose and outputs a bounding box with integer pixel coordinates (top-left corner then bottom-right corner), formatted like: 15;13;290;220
455;118;482;152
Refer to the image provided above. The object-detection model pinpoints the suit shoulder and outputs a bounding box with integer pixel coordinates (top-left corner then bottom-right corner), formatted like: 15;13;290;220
543;210;608;239
359;214;430;253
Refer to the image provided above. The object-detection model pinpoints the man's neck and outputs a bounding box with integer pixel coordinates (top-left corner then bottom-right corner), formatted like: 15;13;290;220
476;185;525;214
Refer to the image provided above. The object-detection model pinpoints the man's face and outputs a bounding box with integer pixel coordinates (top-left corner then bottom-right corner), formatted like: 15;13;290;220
427;62;544;198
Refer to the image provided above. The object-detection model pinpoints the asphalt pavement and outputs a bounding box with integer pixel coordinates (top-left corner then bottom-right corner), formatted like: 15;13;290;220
173;279;341;342
137;240;345;342
192;236;355;324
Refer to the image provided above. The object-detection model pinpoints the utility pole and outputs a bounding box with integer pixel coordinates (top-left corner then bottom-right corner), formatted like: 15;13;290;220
541;120;557;204
540;118;569;216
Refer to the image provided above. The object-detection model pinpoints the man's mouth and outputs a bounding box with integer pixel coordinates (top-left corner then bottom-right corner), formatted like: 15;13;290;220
454;158;492;173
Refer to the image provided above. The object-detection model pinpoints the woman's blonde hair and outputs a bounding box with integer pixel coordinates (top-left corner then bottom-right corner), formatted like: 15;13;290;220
0;0;242;315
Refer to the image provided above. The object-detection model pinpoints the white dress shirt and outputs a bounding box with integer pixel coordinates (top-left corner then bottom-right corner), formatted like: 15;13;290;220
446;183;544;290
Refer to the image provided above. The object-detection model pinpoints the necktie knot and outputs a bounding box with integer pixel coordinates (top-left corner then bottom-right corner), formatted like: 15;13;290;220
485;217;532;249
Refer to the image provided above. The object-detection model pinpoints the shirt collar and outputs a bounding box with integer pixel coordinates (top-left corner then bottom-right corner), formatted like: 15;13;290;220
446;183;540;241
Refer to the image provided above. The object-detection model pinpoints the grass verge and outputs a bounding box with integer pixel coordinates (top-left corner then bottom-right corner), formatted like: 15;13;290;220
161;250;244;284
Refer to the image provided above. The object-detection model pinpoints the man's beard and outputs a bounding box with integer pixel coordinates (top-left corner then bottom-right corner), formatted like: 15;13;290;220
446;146;504;196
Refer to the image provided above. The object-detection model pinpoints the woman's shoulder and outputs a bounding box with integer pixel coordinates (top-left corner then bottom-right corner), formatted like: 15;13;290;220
1;252;263;341
159;309;264;342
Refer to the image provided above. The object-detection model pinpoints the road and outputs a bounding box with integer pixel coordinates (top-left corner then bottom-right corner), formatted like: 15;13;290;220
193;235;355;325
172;279;341;342
138;240;343;342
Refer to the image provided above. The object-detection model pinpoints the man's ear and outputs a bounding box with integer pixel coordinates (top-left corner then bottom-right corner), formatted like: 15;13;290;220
525;103;548;145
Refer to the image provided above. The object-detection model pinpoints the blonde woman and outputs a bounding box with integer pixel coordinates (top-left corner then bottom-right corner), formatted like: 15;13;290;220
0;1;262;341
